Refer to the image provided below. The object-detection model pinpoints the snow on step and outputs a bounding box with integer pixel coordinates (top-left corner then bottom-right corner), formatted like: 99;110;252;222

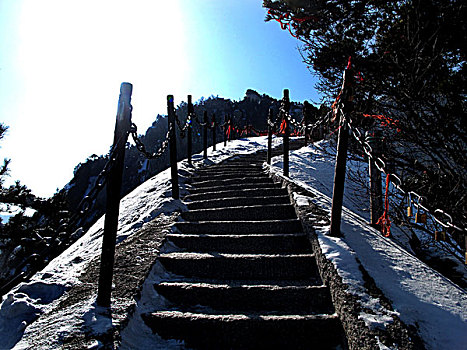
142;149;347;348
174;219;303;235
165;233;311;253
188;182;278;194
190;176;272;188
142;310;344;349
184;187;288;201
195;164;263;171
191;172;266;182
185;195;291;210
158;252;318;280
181;204;297;221
154;281;334;314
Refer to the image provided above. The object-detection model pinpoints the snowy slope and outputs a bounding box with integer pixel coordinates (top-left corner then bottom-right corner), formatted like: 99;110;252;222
0;137;279;349
269;140;467;350
0;136;465;350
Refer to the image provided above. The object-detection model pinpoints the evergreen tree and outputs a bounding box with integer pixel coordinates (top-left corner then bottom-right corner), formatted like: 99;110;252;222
0;124;72;293
264;0;467;233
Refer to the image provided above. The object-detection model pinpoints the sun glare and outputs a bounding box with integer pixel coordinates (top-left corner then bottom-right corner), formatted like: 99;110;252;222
9;0;188;197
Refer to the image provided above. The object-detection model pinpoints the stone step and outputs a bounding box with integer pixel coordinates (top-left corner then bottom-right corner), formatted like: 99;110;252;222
165;233;311;253
180;204;297;222
188;182;278;194
192;171;266;182
158;252;317;280
198;164;263;171
185;195;291;210
184;188;288;201
142;310;345;349
154;281;334;314
190;176;272;188
174;219;303;235
213;160;264;166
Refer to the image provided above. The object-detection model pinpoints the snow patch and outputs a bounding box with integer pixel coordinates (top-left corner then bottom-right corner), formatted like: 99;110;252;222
0;293;41;349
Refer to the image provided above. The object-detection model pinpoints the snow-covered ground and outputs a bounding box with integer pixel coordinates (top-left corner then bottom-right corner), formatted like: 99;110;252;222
0;136;280;349
269;140;467;350
0;136;466;350
0;204;36;224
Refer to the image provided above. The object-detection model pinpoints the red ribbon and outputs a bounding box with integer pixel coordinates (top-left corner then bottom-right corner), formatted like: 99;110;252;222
279;119;287;134
363;114;401;132
376;174;392;237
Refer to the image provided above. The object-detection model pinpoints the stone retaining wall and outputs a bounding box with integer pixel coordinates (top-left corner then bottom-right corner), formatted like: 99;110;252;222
268;169;424;350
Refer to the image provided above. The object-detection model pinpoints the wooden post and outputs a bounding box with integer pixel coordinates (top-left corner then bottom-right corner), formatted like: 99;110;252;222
224;114;228;147
96;82;132;307
168;95;179;199
367;132;383;227
267;108;273;165
329;69;354;237
303;101;311;146
464;235;467;265
203;111;208;159
283;89;290;177
212;113;216;151
187;95;193;165
329;117;349;237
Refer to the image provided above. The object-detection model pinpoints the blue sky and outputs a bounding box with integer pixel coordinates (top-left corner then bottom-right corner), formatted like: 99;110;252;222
0;0;320;198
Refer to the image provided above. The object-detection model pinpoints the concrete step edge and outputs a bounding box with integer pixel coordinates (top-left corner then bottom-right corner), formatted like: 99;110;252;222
144;310;338;321
166;233;307;239
155;281;327;291
159;252;315;259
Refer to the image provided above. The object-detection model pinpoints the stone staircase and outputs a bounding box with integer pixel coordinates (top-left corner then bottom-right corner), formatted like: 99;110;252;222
142;150;348;349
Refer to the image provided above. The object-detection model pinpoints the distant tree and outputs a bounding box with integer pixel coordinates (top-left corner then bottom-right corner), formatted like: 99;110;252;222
0;124;72;292
0;124;10;186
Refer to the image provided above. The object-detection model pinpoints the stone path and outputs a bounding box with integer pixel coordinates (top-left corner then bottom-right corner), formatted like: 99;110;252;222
142;150;348;349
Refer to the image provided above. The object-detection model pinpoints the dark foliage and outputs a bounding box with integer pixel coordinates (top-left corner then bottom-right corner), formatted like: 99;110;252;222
0;124;73;292
264;0;467;234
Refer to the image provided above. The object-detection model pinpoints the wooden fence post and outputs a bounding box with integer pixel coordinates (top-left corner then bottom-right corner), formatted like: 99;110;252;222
283;89;290;177
367;131;383;227
203;111;208;159
267;108;273;165
224;114;228;147
187;95;193;165
303;101;311;146
464;236;467;265
168;95;179;199
96;82;132;307
212;113;216;151
329;69;354;237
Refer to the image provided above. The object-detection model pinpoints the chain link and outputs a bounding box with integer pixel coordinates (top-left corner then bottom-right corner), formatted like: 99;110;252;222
130;122;173;159
193;112;210;127
338;104;466;236
175;113;192;134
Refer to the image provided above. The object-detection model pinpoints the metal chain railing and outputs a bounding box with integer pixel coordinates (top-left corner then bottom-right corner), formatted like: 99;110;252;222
72;144;119;220
193;112;209;127
307;110;333;133
344;110;465;231
175;113;192;138
130;122;173;159
330;99;467;262
283;109;303;129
